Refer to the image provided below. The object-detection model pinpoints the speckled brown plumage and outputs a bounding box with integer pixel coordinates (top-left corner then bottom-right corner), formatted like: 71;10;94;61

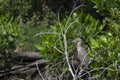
72;38;89;69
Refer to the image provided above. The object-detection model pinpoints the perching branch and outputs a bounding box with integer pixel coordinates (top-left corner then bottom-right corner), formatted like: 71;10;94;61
63;33;76;80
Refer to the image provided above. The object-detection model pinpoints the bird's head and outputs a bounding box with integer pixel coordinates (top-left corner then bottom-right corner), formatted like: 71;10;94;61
72;38;83;45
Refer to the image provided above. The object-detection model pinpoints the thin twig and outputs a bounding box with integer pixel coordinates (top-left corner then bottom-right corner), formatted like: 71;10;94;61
36;62;45;80
65;5;85;27
33;32;61;38
54;46;64;54
54;36;64;53
57;6;64;33
77;63;115;79
89;49;106;64
65;19;78;33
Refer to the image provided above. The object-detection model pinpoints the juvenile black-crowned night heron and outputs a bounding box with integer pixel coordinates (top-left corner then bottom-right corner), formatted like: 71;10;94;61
72;38;89;69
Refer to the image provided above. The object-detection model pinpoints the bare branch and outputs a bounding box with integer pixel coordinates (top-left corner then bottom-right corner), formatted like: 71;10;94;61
54;46;64;54
33;32;61;38
88;49;106;64
63;33;76;80
36;62;45;80
77;63;115;79
65;19;78;33
65;5;85;27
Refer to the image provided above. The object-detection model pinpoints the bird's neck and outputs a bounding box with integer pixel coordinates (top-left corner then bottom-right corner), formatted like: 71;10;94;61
77;42;82;47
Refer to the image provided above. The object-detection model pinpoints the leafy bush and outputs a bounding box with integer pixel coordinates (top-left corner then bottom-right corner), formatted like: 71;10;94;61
0;0;119;79
35;7;120;79
0;16;20;67
91;0;120;16
0;0;32;17
10;8;57;51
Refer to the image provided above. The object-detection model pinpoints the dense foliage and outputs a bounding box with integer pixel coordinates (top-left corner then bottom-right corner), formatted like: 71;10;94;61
0;0;120;79
0;16;20;67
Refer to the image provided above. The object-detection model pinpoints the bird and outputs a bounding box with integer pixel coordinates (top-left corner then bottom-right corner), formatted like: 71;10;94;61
72;38;89;70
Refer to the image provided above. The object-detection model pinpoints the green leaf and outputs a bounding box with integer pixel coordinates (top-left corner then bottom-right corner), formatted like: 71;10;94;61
34;44;44;51
90;38;99;48
108;51;115;59
100;35;107;43
8;36;14;42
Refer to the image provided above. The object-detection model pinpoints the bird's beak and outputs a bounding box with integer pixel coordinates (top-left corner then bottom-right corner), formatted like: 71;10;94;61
72;40;76;43
72;39;76;43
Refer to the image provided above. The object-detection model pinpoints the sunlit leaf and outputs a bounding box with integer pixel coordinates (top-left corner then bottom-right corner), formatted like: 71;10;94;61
100;35;107;43
34;44;45;51
90;38;99;48
8;36;13;42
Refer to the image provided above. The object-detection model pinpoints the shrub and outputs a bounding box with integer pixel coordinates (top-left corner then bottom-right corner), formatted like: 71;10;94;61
0;16;20;68
35;8;120;79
